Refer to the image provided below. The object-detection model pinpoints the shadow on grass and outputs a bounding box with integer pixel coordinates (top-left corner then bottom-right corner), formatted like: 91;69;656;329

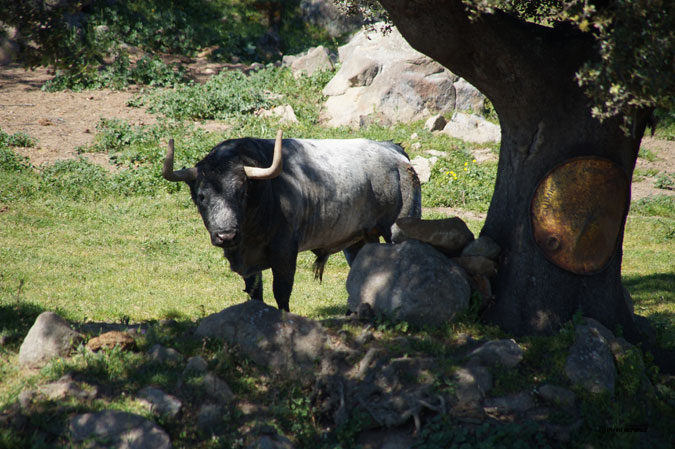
624;272;675;302
0;301;46;351
315;304;350;320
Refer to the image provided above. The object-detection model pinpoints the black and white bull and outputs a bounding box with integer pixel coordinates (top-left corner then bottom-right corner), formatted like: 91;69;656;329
162;130;421;312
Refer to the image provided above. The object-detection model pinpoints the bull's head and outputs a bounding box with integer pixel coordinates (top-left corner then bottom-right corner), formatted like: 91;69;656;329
162;129;283;248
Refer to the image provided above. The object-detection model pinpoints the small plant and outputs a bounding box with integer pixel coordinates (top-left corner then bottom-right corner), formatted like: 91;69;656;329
654;173;675;191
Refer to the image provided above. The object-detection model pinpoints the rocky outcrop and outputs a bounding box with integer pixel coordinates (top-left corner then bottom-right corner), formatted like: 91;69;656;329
320;25;486;128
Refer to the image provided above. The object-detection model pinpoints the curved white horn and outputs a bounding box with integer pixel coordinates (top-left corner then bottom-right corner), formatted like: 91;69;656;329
244;129;283;180
162;139;198;182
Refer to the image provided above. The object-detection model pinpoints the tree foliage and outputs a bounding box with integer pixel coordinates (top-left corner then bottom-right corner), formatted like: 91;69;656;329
340;0;674;124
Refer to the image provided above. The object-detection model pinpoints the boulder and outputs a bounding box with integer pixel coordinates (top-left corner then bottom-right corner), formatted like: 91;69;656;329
452;364;493;405
147;344;183;365
138;387;182;419
202;372;235;404
395;217;474;255
184;355;209;375
195;301;327;380
19;312;83;368
565;322;617;394
346;240;471;328
468;339;524;368
37;374;97;401
69;410;170;449
461;236;501;259
410;156;435;184
424;114;447;132
283;45;334;78
443;113;501;143
321;25;485;128
452;256;498;277
256;105;298;124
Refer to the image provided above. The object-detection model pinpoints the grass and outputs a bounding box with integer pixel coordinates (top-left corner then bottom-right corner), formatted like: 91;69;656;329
1;65;674;448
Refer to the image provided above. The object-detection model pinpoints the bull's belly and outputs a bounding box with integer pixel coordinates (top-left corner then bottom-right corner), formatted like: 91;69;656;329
297;217;376;253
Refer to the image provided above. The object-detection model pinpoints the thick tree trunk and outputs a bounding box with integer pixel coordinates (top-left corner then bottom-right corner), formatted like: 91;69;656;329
379;0;650;337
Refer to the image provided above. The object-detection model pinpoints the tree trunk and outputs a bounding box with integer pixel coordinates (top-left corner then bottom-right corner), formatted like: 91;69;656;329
378;0;650;337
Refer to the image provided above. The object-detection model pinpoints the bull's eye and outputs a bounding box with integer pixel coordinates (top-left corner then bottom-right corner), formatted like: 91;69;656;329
198;193;206;203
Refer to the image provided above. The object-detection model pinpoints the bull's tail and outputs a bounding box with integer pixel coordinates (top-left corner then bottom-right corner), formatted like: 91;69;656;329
312;252;330;283
392;163;422;243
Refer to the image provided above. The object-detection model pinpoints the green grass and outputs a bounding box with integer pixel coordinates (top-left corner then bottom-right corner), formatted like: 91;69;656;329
1;68;673;448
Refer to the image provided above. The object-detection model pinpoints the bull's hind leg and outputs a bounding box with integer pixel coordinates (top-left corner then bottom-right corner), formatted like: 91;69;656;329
343;241;365;266
244;273;263;301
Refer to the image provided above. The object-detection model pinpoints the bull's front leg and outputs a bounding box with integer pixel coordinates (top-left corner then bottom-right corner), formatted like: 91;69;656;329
270;251;297;312
244;273;263;301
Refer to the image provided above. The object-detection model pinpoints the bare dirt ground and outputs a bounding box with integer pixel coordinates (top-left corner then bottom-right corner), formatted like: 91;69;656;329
1;63;673;201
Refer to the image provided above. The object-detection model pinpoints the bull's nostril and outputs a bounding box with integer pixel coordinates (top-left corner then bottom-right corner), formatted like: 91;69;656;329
213;231;237;246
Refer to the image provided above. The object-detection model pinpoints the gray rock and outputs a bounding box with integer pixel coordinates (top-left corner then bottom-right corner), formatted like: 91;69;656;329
184;356;209;375
347;240;471;328
196;403;223;434
468;339;523;368
395;217;475;255
565;323;617;394
285;45;334;78
410;157;433;184
203;372;235;404
257;105;298;124
195;301;327;381
454;78;486;112
19;312;83;368
138;387;182;419
536;384;576;409
147;344;183;365
461;236;501;259
424;114;448;132
70;410;170;449
452;256;498;277
321;25;474;128
38;374;97;401
453;364;493;404
443;113;501;143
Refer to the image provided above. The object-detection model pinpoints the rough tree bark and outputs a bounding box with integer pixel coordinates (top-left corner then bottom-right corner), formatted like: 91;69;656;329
378;0;650;338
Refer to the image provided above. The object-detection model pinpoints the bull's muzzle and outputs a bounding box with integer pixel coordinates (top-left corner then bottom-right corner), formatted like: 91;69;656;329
211;230;240;248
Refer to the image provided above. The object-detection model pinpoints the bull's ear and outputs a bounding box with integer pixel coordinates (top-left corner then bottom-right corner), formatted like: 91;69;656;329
162;139;198;182
244;129;283;180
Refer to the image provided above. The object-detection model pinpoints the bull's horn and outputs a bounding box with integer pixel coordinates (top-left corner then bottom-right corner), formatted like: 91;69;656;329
162;139;198;182
244;129;283;180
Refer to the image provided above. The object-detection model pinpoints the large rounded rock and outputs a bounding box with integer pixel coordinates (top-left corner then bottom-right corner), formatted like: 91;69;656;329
69;410;170;449
19;312;83;368
346;240;470;328
195;301;327;380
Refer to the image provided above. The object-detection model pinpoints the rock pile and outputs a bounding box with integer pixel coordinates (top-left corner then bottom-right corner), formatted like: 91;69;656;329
348;216;500;326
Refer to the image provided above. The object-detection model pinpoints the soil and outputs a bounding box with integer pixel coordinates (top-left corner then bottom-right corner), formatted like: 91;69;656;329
0;63;673;201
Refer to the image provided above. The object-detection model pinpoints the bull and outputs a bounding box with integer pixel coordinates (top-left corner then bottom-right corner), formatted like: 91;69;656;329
162;129;421;312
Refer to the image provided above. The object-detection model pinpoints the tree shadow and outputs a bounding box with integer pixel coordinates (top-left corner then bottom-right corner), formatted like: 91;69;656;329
623;272;675;302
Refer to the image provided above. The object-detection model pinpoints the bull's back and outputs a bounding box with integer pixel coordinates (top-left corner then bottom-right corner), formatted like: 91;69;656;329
275;139;419;252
